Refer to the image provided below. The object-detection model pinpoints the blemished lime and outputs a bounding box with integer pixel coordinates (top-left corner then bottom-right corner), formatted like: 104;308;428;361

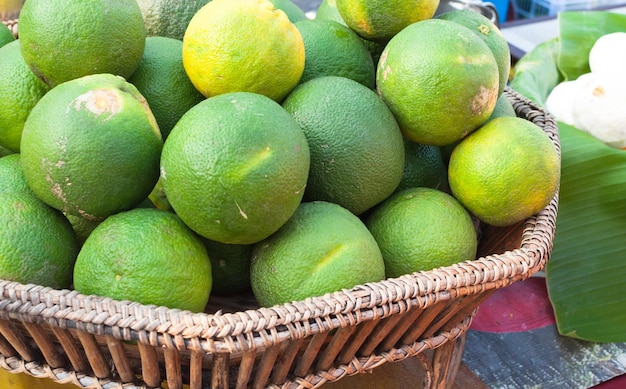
376;19;499;146
20;74;163;220
336;0;439;41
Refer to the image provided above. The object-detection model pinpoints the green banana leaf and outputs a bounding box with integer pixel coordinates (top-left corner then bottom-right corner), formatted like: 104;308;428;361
508;37;562;107
509;11;626;343
548;123;626;343
558;11;626;81
509;11;626;105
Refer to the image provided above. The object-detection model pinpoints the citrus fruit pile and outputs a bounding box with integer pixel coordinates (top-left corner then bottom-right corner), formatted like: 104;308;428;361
0;0;560;311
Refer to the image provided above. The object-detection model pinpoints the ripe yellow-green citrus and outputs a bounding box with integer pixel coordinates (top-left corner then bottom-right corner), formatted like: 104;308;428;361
365;187;477;278
315;0;391;65
436;9;511;96
202;239;253;295
0;192;79;289
294;19;375;88
0;22;15;48
0;40;50;153
250;201;385;307
282;76;405;215
161;92;310;245
440;94;517;165
18;0;146;87
448;116;560;227
376;19;499;146
182;0;305;102
336;0;440;41
136;0;210;41
128;36;205;140
20;74;163;220
73;208;212;312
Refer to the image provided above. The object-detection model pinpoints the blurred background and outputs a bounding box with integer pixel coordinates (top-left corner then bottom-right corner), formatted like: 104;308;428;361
0;0;24;20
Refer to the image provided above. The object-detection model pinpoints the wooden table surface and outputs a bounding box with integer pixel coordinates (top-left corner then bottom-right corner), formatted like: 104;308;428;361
324;357;488;389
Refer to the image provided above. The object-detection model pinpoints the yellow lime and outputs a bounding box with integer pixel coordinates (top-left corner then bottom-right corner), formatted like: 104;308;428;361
440;94;517;165
182;0;305;101
336;0;439;41
448;116;560;227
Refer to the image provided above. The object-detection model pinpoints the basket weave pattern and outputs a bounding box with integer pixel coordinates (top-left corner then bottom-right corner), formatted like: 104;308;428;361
0;17;559;389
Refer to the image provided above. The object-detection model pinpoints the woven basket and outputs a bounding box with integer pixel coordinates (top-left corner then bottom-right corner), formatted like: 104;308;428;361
0;18;559;389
